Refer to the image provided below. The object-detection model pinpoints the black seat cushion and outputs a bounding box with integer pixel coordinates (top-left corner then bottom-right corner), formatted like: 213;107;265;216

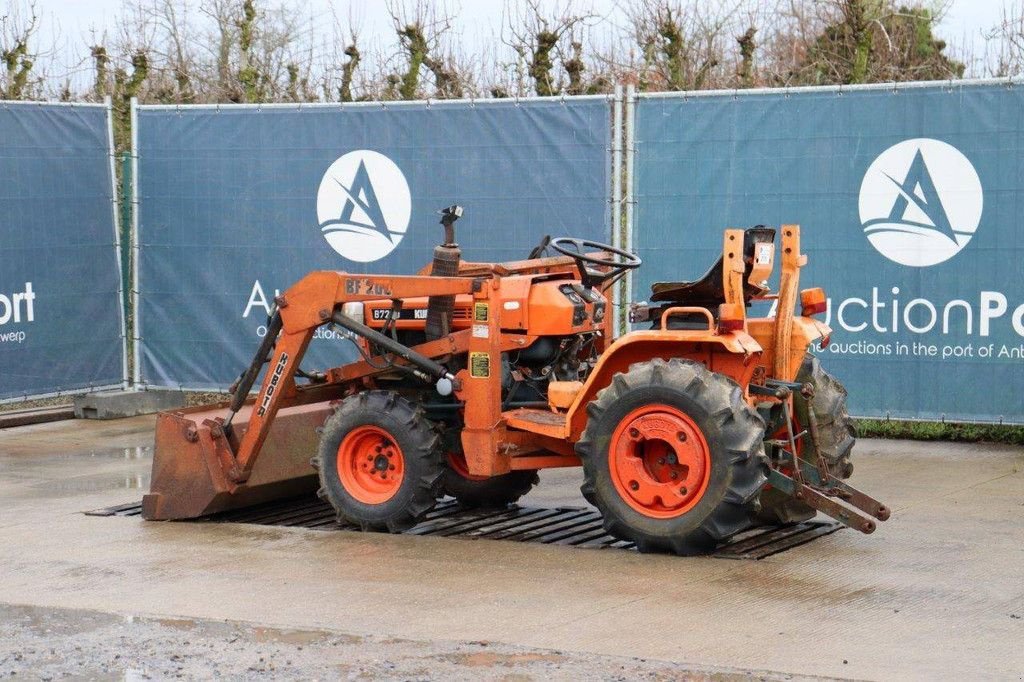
650;226;776;308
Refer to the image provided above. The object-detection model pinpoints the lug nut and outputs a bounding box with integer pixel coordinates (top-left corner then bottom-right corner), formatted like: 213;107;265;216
629;480;639;491
679;486;688;495
657;458;666;465
677;431;687;442
629;428;640;438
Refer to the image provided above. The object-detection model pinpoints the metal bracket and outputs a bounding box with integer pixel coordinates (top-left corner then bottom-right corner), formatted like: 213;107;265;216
767;454;889;534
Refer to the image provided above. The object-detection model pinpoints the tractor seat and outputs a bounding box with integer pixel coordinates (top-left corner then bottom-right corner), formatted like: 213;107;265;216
650;226;776;309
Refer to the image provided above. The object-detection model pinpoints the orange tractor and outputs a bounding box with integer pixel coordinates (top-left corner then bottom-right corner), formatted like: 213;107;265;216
144;207;888;554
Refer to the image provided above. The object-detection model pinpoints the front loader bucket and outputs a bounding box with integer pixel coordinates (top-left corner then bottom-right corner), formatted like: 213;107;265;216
142;402;333;520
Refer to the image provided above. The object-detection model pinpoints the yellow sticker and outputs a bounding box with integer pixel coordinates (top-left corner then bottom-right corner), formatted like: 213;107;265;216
469;352;490;378
474;302;489;322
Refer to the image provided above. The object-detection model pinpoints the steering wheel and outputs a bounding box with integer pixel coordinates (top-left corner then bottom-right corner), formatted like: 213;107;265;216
549;237;642;288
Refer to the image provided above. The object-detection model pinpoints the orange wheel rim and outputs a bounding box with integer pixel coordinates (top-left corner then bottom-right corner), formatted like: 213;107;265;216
337;425;405;504
609;404;711;519
447;451;488;482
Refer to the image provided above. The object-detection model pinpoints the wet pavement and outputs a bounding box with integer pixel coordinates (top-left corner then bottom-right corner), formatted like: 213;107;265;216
0;415;1022;680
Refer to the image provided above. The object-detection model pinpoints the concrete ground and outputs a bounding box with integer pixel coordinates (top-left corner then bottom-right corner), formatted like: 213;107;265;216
0;416;1021;681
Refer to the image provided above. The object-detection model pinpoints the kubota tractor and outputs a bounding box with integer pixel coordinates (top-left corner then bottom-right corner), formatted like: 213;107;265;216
144;206;888;554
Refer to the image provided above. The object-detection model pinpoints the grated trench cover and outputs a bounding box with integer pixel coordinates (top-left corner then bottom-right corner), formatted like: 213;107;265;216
87;497;841;560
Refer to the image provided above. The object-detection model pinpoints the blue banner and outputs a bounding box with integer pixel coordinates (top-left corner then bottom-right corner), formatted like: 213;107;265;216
0;103;124;401
633;83;1024;423
135;99;611;388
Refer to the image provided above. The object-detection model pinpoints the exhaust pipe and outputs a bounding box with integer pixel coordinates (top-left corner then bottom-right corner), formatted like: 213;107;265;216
425;205;462;341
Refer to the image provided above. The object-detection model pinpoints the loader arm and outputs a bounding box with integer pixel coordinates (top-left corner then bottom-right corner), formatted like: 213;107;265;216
223;272;478;483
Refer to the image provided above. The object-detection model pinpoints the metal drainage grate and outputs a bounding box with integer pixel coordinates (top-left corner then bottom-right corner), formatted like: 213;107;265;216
87;497;841;560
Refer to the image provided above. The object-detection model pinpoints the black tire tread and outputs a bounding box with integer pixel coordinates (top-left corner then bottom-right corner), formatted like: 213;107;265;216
577;358;768;555
312;391;443;533
757;353;856;525
442;466;540;509
795;354;856;477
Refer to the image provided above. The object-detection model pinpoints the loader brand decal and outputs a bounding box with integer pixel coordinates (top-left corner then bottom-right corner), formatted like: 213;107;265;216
257;352;289;417
344;278;393;297
859;139;983;267
317;150;412;263
469;352;490;378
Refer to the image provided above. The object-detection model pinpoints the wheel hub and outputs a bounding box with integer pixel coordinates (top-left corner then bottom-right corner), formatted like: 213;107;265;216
609;405;711;519
336;425;405;504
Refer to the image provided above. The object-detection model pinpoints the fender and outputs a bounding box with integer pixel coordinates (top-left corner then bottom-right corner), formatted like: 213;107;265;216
748;315;831;382
564;329;764;441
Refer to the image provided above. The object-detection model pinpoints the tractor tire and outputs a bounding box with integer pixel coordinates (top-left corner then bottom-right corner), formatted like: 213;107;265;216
577;358;768;555
756;353;857;525
442;450;539;509
313;391;443;532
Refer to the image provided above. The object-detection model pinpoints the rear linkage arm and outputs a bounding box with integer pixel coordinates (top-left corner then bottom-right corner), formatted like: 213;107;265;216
752;380;890;534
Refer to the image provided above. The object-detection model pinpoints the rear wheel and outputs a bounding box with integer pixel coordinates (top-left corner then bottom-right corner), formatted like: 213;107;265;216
757;353;857;524
577;358;768;555
314;391;443;532
442;450;539;508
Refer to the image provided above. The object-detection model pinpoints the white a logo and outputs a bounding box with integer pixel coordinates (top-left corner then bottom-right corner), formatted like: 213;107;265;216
858;138;982;267
317;150;412;262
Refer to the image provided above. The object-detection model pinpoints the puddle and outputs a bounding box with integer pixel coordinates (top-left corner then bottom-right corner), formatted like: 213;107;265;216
436;652;567;668
34;472;149;493
0;445;153;464
118;446;152;460
0;446;152;494
62;446;153;461
250;626;339;646
0;603;122;638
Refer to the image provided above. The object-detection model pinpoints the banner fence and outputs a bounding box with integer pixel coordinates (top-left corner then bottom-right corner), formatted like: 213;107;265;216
628;79;1024;423
2;80;1013;421
0;100;127;403
131;96;614;390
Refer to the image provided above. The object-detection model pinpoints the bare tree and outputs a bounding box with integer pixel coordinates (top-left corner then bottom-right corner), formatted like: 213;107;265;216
385;0;474;100
625;0;736;92
986;3;1024;77
0;1;44;99
316;6;362;102
766;0;963;86
7;0;982;105
502;0;601;97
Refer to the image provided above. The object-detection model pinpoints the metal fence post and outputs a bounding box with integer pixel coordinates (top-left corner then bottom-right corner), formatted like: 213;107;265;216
119;151;132;330
624;84;636;317
611;84;624;336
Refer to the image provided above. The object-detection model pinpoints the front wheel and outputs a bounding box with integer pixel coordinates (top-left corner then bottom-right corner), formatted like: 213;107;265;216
577;358;768;555
314;391;443;532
